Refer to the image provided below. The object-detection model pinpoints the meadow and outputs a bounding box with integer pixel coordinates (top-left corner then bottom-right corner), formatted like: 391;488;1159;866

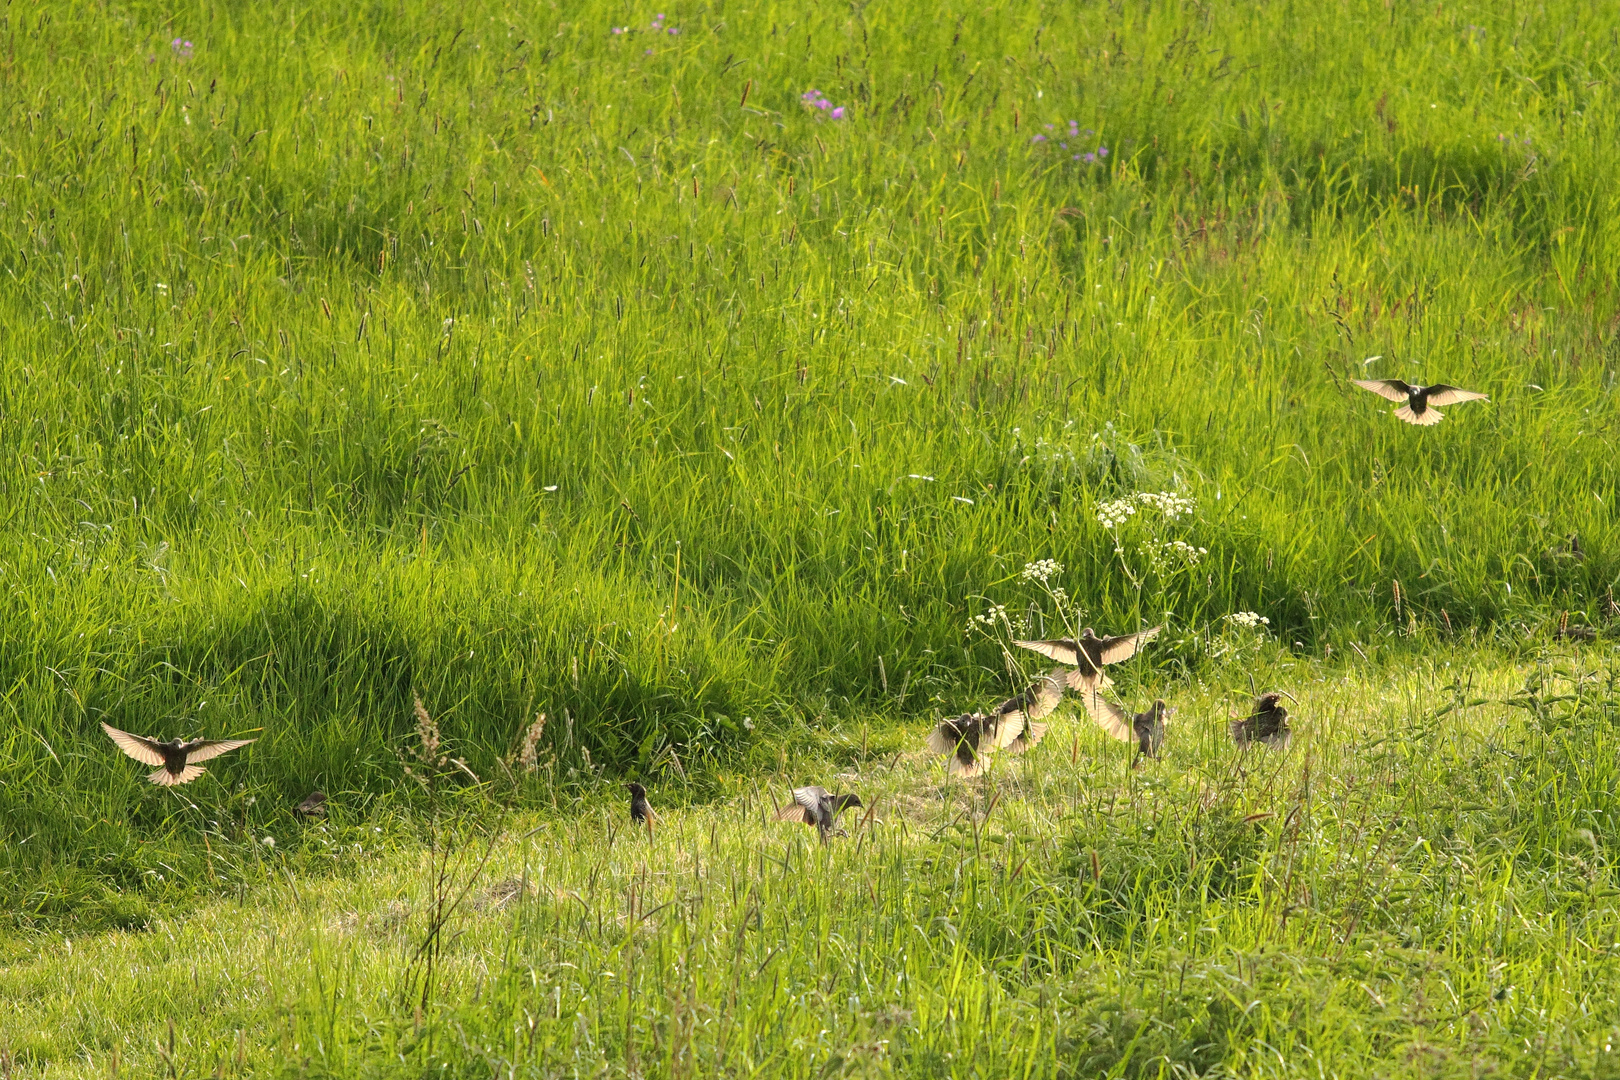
2;0;1619;1074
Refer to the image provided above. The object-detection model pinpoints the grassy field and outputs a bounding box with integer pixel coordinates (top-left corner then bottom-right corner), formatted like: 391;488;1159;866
2;0;1620;1073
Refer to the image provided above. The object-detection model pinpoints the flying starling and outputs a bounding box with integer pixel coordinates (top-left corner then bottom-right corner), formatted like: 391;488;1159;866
1088;697;1173;765
1015;627;1161;721
100;722;256;786
626;782;655;839
925;669;1064;776
295;790;328;817
1352;379;1488;426
1231;692;1294;749
774;786;863;841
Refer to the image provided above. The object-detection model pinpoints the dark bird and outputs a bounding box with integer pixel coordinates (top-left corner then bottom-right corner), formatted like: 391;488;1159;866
626;782;655;839
775;786;863;842
1015;627;1161;721
1546;534;1584;563
1089;697;1173;765
1352;379;1488;426
1231;691;1295;749
1553;611;1597;643
925;669;1064;776
295;790;328;817
101;722;256;786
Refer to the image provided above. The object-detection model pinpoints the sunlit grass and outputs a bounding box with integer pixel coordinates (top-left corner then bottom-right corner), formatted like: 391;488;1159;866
3;0;1620;1072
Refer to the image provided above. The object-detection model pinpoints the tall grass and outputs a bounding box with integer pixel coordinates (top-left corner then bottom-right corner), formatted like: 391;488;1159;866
1;0;1618;910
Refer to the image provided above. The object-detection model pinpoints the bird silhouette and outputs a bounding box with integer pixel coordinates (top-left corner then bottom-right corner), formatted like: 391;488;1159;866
1087;697;1173;765
295;790;328;817
1231;691;1294;749
1015;627;1160;722
775;786;863;841
1352;379;1487;426
925;668;1064;776
100;722;256;786
626;782;655;839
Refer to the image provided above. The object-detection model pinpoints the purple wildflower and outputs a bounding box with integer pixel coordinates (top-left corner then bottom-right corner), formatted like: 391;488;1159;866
830;106;844;119
612;26;627;33
1031;134;1046;143
667;26;679;33
1098;146;1109;157
1082;152;1096;163
171;37;194;60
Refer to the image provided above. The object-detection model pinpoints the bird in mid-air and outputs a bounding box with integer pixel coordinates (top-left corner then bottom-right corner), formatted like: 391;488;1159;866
1015;626;1161;720
775;786;863;842
1231;691;1295;749
1087;697;1173;765
626;782;655;839
100;722;256;786
926;668;1065;776
1352;379;1487;426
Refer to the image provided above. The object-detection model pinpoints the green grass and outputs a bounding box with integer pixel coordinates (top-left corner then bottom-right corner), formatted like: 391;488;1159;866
2;0;1620;1072
7;654;1620;1077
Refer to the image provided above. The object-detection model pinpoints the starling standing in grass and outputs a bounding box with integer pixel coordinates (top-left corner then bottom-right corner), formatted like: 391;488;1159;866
295;790;328;818
775;786;863;842
100;722;256;786
1014;627;1161;720
626;782;655;840
925;668;1065;776
1352;379;1488;426
1087;697;1173;766
1231;692;1295;749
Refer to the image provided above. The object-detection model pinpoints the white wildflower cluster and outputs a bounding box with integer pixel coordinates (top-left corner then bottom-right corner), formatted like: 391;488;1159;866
973;603;1010;627
1224;611;1271;630
1142;539;1207;574
1095;499;1138;529
1136;491;1196;520
1021;559;1064;584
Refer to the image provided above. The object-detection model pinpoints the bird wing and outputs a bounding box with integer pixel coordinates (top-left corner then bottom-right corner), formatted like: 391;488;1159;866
1422;385;1488;407
180;737;256;763
773;802;815;823
101;723;166;766
1005;721;1048;754
1085;694;1135;742
1353;379;1411;402
791;786;829;814
1095;626;1161;665
989;711;1027;751
926;716;976;757
994;669;1065;722
1012;639;1080;666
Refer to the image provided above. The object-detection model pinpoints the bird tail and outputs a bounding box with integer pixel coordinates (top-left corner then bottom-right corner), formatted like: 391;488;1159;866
947;756;985;778
149;765;205;786
1395;404;1444;426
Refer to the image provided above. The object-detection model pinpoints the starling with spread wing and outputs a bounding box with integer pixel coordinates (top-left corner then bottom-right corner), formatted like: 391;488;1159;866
1231;691;1294;749
925;668;1065;776
774;786;863;841
101;722;256;786
1015;627;1161;723
1088;697;1173;765
1352;379;1487;426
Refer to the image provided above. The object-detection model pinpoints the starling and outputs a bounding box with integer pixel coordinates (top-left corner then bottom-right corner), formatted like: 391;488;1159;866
1015;627;1161;723
295;790;328;817
1231;692;1294;749
1089;697;1173;764
100;722;256;786
626;782;655;839
774;786;863;841
925;669;1064;776
1352;379;1488;426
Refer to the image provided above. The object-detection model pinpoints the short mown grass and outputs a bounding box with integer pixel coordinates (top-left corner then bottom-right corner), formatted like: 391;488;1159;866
3;0;1620;1072
7;651;1620;1077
